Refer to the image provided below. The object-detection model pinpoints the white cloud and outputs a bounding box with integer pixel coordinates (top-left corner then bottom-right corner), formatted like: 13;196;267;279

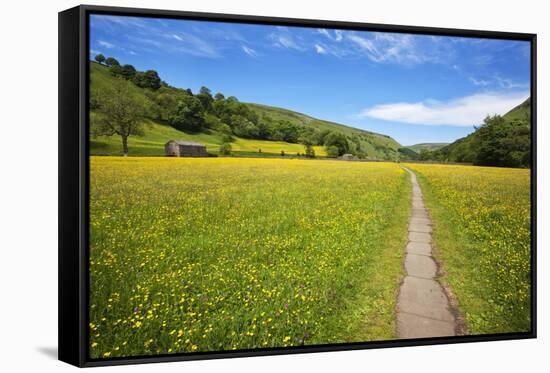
314;44;327;54
359;91;529;126
269;33;305;51
496;76;529;89
469;77;491;86
347;33;426;65
162;32;220;58
318;28;343;41
242;45;259;58
98;40;115;49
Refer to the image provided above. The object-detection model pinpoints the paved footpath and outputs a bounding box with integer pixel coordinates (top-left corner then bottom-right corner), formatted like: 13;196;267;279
397;168;457;338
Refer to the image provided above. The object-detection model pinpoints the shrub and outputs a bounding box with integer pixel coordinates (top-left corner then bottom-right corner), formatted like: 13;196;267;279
219;142;232;155
326;145;340;158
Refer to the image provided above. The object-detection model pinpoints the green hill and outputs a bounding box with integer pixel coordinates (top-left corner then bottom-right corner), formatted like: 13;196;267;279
246;103;402;159
432;98;531;167
406;143;449;153
90;62;401;159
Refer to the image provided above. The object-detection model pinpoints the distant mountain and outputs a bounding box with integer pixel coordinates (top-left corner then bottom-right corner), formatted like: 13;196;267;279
432;98;531;168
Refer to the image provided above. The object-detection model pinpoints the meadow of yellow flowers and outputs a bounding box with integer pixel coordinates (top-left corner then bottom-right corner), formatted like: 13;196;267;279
406;163;531;334
89;157;411;358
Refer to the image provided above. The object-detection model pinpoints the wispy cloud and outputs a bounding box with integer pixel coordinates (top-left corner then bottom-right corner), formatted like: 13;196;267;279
269;32;306;51
163;32;220;58
93;15;221;59
242;45;259;58
314;44;327;54
98;40;115;49
358;91;529;126
495;76;529;89
346;33;430;65
318;28;343;41
469;77;491;86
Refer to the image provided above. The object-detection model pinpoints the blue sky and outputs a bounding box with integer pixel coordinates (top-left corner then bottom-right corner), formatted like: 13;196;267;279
90;15;530;145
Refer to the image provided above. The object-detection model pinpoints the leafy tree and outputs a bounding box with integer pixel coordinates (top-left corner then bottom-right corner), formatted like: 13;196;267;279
169;95;205;132
326;145;340;158
231;115;259;138
304;144;316;158
133;70;161;90
119;64;137;80
273;121;299;143
324;132;349;155
199;86;212;96
94;54;106;64
214;92;225;101
105;57;120;67
419;148;432;161
474;115;530;167
197;87;214;112
90;78;149;156
219;142;232;155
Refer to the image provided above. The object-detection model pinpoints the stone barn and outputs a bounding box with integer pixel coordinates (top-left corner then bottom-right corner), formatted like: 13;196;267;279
165;140;208;157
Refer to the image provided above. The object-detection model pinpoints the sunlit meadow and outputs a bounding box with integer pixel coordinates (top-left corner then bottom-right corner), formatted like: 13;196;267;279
406;163;531;334
89;157;411;358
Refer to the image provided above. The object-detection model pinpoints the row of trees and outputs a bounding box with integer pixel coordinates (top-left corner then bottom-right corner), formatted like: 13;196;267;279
91;55;371;158
95;54;162;90
417;115;530;168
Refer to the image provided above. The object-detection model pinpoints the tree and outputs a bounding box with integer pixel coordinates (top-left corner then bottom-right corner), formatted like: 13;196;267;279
133;70;161;90
304;144;316;158
199;86;212;96
197;87;214;112
419;148;432;161
474;115;530;167
214;92;225;101
90;78;149;156
219;142;232;155
169;95;205;132
324;132;349;156
105;57;120;67
94;54;106;64
119;64;137;80
326;145;340;158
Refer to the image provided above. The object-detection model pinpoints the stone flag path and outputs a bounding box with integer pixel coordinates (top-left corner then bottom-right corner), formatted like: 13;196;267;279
397;168;457;338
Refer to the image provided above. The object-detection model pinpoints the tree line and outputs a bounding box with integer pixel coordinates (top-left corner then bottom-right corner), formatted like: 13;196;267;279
414;114;531;168
91;55;364;157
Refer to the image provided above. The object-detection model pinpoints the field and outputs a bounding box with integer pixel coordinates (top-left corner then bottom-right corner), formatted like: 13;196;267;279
90;119;327;157
405;163;531;334
89;157;411;358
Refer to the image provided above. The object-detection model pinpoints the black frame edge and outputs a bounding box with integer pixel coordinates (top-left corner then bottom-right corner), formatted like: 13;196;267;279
58;4;537;368
58;5;86;367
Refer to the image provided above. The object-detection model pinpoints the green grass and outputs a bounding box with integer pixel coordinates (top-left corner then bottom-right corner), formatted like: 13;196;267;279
90;120;326;157
89;157;410;358
406;163;531;334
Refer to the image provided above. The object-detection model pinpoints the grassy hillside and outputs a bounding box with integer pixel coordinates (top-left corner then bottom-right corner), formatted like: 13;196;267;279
90;62;399;159
405;143;449;153
432;98;531;167
247;103;402;159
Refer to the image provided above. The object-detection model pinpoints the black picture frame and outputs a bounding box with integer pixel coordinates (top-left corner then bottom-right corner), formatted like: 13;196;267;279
59;4;537;367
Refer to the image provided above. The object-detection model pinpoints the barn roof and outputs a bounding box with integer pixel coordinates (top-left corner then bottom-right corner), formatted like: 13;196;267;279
166;140;205;146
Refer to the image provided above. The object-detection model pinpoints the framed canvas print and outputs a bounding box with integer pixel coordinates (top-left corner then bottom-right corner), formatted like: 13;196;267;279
58;5;537;367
